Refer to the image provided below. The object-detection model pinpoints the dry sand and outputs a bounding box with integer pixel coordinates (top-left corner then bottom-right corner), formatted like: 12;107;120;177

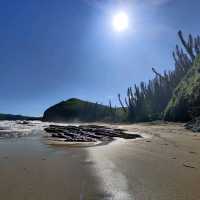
88;122;200;200
0;121;200;200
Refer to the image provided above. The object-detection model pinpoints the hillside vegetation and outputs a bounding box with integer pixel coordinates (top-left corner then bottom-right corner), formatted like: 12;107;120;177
164;55;200;121
119;31;200;122
43;98;124;122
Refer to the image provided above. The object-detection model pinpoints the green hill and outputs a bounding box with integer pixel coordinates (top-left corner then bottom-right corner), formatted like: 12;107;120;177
164;55;200;121
0;113;40;121
43;98;124;122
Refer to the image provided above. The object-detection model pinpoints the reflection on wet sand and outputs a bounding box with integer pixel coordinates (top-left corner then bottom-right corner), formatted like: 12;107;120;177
1;121;200;200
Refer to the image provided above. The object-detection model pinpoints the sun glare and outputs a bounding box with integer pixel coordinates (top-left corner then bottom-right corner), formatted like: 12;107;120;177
112;11;129;32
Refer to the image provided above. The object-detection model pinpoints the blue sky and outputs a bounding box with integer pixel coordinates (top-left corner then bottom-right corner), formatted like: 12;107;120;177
0;0;199;116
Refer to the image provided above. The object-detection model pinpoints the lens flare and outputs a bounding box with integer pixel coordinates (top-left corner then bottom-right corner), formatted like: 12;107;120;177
112;11;129;32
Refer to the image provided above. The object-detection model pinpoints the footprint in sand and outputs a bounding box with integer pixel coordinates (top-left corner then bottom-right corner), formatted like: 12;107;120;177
189;151;197;154
81;160;94;165
183;162;196;169
162;143;169;146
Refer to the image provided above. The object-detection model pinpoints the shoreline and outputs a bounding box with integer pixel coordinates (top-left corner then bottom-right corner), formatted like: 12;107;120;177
0;121;200;199
0;135;106;200
87;122;200;200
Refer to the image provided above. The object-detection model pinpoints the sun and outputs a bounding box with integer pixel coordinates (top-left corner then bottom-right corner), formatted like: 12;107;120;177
112;11;129;32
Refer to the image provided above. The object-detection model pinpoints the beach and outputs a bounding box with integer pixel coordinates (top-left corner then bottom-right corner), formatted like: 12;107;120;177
0;121;200;199
89;122;200;199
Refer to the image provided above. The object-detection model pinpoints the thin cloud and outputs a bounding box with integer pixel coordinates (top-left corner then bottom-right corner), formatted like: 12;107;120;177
148;0;174;6
84;0;174;8
83;0;129;10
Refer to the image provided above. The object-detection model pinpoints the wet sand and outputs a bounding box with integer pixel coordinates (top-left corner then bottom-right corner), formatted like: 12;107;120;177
0;136;105;200
0;121;200;200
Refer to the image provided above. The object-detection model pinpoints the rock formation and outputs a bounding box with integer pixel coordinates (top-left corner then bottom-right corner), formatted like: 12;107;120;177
44;124;142;143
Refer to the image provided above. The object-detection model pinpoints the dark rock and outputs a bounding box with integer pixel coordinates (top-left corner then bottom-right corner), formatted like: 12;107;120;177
44;124;142;143
185;116;200;132
16;120;29;125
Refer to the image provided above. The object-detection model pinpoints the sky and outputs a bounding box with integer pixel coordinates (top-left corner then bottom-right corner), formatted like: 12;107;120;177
0;0;200;116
